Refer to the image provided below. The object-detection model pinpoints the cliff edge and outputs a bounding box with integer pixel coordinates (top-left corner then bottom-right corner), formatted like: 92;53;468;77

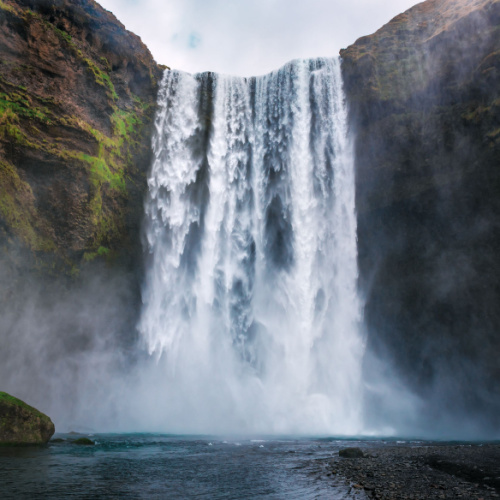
341;0;500;428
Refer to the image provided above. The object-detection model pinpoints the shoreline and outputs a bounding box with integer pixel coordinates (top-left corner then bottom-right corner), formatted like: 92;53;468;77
316;443;500;499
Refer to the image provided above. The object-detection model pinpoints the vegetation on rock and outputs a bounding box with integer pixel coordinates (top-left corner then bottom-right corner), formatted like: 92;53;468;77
0;0;163;276
0;391;55;445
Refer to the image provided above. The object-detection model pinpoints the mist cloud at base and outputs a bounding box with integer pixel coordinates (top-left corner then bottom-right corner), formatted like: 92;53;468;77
1;256;498;440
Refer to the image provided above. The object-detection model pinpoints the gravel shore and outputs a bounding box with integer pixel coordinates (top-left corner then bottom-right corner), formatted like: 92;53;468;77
317;443;500;499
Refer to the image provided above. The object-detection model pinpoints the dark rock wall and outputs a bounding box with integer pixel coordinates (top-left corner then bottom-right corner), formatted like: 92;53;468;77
0;0;162;276
341;0;500;427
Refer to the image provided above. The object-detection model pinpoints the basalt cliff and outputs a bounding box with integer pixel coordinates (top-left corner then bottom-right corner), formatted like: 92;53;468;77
341;0;500;428
0;0;162;280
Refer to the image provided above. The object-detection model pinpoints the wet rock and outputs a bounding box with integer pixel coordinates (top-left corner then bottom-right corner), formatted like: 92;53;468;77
339;447;365;458
72;437;95;445
0;0;163;276
319;444;500;500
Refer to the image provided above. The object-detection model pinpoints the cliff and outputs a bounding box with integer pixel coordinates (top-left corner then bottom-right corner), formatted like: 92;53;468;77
341;0;500;426
0;0;162;277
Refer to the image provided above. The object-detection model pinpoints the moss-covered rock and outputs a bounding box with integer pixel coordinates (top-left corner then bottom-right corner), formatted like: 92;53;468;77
72;437;95;445
0;0;163;277
0;391;55;445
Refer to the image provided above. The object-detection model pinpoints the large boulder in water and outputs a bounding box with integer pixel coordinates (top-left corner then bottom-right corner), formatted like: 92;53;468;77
0;392;55;445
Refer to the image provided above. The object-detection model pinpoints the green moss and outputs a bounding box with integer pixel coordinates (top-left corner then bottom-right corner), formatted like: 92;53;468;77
0;392;52;424
83;58;118;101
83;245;110;262
53;27;72;44
0;91;52;125
97;245;110;256
0;0;15;14
0;160;56;252
100;56;111;71
77;153;125;192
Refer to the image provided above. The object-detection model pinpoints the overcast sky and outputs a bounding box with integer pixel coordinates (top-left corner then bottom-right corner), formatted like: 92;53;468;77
98;0;419;76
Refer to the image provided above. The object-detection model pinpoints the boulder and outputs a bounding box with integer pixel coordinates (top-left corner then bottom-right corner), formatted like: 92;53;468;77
0;392;55;445
72;438;95;445
339;447;365;458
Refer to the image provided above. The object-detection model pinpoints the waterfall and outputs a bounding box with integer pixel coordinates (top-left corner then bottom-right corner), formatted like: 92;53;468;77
139;58;364;434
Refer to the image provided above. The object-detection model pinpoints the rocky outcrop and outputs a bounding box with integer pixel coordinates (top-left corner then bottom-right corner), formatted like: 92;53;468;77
341;0;500;424
0;0;163;276
0;391;55;444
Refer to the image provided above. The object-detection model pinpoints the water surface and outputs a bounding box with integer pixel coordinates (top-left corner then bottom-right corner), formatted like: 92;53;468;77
0;434;365;499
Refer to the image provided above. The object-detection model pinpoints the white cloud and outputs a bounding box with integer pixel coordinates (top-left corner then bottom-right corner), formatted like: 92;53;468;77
98;0;419;76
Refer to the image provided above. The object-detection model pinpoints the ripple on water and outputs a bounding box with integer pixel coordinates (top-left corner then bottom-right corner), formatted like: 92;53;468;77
0;434;364;499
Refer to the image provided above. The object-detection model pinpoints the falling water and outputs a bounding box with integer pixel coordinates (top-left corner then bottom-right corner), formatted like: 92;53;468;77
139;58;364;435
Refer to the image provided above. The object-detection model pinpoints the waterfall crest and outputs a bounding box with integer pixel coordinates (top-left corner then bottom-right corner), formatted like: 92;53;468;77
140;58;364;434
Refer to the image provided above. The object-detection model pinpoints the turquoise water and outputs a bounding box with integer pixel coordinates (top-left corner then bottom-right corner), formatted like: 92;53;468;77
0;434;362;499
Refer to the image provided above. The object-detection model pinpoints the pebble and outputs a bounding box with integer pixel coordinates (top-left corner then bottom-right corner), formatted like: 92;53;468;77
313;444;500;499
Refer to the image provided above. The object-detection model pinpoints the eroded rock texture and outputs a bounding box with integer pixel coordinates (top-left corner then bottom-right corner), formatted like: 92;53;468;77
0;0;162;275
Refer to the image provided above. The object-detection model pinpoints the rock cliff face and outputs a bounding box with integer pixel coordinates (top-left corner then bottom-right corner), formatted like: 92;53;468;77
341;0;500;426
0;0;162;277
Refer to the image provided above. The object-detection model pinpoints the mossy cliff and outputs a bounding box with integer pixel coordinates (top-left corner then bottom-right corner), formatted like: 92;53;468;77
0;391;55;444
0;0;163;277
341;0;500;422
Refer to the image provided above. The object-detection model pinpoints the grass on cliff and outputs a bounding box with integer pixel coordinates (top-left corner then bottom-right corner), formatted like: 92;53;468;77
0;91;52;124
0;75;149;261
0;3;154;269
0;392;52;423
0;158;56;252
0;0;16;14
